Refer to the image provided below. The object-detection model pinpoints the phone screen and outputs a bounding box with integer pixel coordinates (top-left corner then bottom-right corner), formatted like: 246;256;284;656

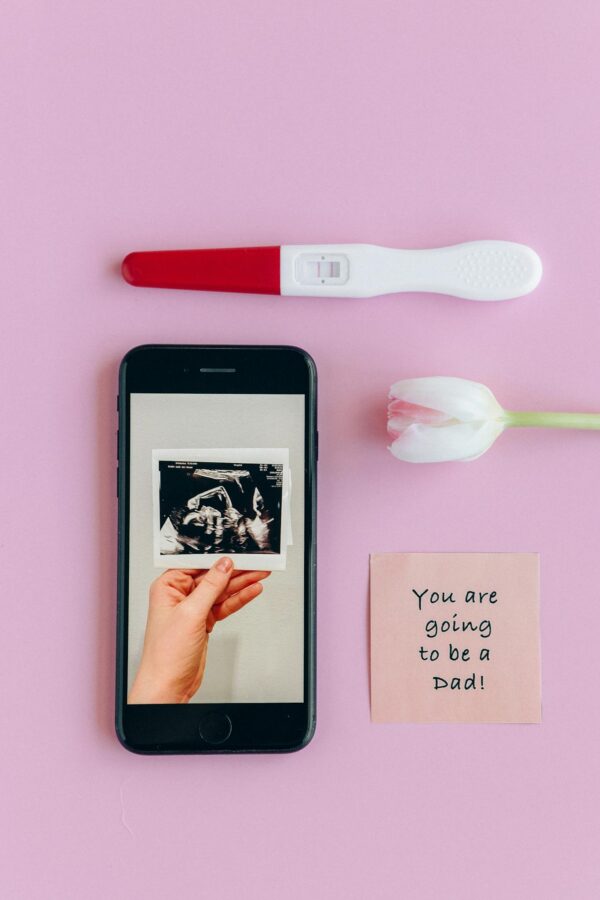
127;391;305;704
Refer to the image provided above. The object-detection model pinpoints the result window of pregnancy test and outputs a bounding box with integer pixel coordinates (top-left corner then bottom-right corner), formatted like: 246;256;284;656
127;392;305;704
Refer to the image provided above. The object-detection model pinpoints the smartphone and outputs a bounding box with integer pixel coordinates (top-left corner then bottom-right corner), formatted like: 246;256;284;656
116;345;317;753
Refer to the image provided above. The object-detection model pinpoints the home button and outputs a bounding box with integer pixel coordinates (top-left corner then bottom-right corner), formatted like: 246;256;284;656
199;711;232;745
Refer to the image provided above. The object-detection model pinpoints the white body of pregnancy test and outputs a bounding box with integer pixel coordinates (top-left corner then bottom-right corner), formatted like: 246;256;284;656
122;240;542;301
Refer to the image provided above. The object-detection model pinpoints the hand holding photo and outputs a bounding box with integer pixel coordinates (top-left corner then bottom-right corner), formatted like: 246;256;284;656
129;561;271;705
387;376;600;463
153;448;290;571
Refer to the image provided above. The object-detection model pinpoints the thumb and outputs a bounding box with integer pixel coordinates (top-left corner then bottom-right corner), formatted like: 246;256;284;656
183;557;234;619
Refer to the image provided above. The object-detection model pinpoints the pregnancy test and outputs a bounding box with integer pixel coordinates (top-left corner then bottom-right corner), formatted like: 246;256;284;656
121;241;542;301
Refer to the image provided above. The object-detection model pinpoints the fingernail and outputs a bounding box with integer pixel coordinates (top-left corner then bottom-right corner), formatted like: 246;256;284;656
216;557;233;573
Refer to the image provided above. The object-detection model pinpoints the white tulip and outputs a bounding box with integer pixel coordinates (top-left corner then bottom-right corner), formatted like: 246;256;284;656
388;376;600;463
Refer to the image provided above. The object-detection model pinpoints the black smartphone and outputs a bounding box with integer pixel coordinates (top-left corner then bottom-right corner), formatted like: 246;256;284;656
116;345;317;753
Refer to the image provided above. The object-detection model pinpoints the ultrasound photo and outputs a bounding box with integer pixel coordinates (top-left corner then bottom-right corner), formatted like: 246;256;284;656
153;449;289;571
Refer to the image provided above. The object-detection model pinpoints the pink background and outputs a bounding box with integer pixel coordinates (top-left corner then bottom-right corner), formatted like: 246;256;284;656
2;2;600;897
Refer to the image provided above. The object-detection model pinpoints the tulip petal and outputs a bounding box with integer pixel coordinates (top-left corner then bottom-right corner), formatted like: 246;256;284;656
389;377;504;423
387;400;455;441
388;418;505;463
387;398;454;430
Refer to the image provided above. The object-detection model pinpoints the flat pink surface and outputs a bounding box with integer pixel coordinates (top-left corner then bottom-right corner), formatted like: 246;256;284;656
2;2;600;897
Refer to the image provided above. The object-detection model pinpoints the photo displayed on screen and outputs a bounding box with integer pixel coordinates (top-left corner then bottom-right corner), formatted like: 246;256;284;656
128;393;305;705
158;459;283;556
152;448;290;571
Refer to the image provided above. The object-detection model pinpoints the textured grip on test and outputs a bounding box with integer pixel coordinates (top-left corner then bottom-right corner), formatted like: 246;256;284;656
446;242;542;300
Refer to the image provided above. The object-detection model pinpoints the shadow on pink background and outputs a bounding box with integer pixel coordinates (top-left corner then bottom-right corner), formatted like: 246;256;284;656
2;2;600;897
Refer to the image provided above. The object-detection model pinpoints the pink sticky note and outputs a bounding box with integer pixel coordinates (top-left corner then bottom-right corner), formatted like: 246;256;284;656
370;553;541;724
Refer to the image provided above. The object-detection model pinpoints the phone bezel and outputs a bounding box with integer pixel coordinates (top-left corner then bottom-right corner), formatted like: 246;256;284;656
116;344;317;753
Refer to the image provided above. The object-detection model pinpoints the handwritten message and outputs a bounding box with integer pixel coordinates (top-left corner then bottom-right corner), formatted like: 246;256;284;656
370;553;541;723
413;586;496;691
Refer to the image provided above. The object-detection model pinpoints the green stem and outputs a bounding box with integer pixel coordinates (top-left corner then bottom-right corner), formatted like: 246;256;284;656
505;410;600;430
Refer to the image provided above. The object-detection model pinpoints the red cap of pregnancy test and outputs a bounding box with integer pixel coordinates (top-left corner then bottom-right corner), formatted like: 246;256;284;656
121;246;281;294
